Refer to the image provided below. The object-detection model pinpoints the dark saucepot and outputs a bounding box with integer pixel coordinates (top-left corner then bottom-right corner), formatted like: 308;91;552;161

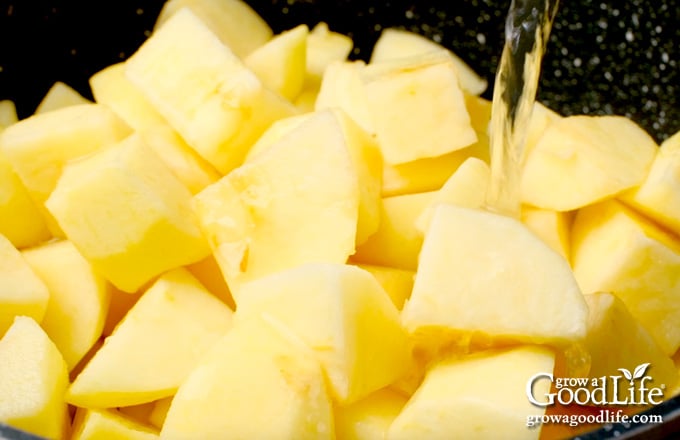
0;0;679;439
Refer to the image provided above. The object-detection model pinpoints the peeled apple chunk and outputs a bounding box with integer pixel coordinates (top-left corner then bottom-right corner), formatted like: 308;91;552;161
414;156;490;233
244;24;309;101
235;263;411;404
243;109;383;246
22;240;111;371
306;22;354;82
0;103;132;235
46;134;210;293
583;292;678;395
315;60;373;134
35;81;90;114
402;204;588;351
353;191;436;271
355;263;414;310
520;115;657;211
370;27;488;96
0;152;51;248
71;408;159;440
362;52;477;165
67;268;233;408
194;110;372;292
381;140;490;197
0;316;69;440
161;316;334;440
571;199;680;355
89;62;168;131
154;0;273;59
0;233;49;338
388;345;555;440
126;7;296;174
620;129;680;236
0;100;18;128
137;125;221;195
520;206;571;260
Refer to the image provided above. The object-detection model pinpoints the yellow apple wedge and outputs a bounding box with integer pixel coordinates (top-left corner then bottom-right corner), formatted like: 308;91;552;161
89;62;168;131
315;60;374;134
381;140;490;196
161;316;334;440
355;263;414;310
126;7;296;174
22;240;112;371
362;52;477;165
520;206;572;260
402;204;588;354
415;157;490;233
353;191;436;271
520;115;657;211
0;100;18;129
388;346;555;440
71;408;159;440
306;22;353;82
67;268;233;408
35;81;90;114
620;129;680;236
235;263;411;404
0;152;51;248
194;110;375;293
571;199;680;355
0;103;132;236
154;0;272;58
46;134;210;293
0;233;49;338
244;109;382;246
137;125;221;195
0;316;69;440
370;27;487;96
245;24;309;100
583;292;678;397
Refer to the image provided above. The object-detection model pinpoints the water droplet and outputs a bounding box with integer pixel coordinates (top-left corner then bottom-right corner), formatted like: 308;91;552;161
573;57;582;67
625;30;634;42
405;10;414;19
476;33;486;45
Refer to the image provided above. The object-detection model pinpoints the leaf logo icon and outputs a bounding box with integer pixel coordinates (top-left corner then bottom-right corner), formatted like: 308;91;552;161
618;368;633;382
633;363;651;380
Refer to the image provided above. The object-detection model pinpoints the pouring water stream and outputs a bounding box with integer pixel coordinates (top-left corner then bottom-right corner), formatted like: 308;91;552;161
486;0;560;217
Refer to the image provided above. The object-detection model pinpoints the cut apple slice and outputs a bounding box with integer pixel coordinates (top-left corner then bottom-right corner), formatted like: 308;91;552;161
402;204;588;353
154;0;273;58
521;115;657;211
371;27;487;96
126;7;296;174
572;199;680;355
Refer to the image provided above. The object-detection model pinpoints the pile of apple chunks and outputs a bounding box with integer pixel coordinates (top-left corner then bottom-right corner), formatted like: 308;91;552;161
1;0;680;438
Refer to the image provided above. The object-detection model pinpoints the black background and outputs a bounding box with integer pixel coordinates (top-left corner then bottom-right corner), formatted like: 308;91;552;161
0;0;678;143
